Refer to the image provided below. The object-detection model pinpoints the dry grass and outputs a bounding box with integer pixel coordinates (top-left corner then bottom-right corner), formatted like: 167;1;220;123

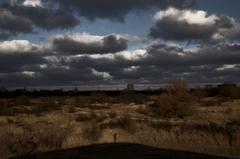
75;111;97;122
35;124;72;150
0;84;240;157
101;113;136;134
0;113;73;158
81;120;103;142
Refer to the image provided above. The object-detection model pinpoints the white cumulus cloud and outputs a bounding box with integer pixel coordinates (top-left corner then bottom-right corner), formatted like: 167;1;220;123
154;7;218;26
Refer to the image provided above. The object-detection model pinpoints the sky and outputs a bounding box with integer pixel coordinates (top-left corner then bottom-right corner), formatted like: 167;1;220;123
0;0;240;88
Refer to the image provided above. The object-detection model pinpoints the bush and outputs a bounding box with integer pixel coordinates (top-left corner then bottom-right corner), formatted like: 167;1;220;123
0;100;14;115
16;96;31;106
117;90;148;104
90;92;111;104
192;88;207;102
7;131;37;155
0;99;32;115
153;80;193;118
74;96;91;107
200;97;225;107
0;127;38;156
36;124;71;149
81;120;103;142
31;98;61;114
118;113;136;134
75;111;96;122
218;87;240;100
101;113;136;134
108;111;117;119
136;105;149;115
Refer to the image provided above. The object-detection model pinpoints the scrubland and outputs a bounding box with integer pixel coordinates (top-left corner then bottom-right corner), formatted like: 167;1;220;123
0;80;240;158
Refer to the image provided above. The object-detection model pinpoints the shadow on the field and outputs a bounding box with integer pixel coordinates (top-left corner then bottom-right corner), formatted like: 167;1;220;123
11;143;233;159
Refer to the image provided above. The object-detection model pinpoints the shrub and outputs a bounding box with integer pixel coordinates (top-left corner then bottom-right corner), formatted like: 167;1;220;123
7;131;37;155
218;87;240;99
192;88;207;102
136;105;149;115
16;96;31;106
36;124;71;150
90;92;111;104
0;100;14;115
74;96;91;107
200;97;225;107
0;127;38;156
118;113;136;134
101;113;136;134
165;80;192;101
153;80;193;118
31;98;61;114
117;90;148;104
81;120;103;142
66;105;76;113
108;111;117;119
75;111;96;122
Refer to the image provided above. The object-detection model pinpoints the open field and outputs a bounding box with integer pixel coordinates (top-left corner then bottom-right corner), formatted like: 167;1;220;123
1;82;240;159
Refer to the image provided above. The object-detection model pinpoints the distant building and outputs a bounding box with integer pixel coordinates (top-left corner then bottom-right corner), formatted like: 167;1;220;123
74;86;78;92
126;83;134;90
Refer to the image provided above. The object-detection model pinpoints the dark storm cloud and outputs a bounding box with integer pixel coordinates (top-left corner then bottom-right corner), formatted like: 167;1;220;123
0;0;195;32
1;0;240;86
2;4;79;30
0;9;33;33
0;53;45;73
146;43;240;67
52;35;128;54
39;67;111;85
149;7;235;41
222;25;240;41
53;41;240;84
0;40;47;73
1;40;240;86
54;0;196;21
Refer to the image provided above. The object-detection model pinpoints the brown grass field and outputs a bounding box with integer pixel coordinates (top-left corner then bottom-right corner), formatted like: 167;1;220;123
0;81;240;159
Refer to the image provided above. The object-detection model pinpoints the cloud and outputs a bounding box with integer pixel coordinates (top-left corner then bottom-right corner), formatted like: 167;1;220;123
221;25;240;41
22;0;43;7
60;42;240;83
153;7;218;25
0;40;39;53
147;43;240;67
0;40;46;73
149;7;235;41
54;0;196;21
1;1;79;31
0;0;196;35
1;40;240;86
8;6;79;30
90;68;112;81
51;33;128;54
115;49;149;61
0;9;33;33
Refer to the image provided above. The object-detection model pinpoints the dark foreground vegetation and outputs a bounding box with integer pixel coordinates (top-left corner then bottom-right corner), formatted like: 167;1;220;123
11;143;232;159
